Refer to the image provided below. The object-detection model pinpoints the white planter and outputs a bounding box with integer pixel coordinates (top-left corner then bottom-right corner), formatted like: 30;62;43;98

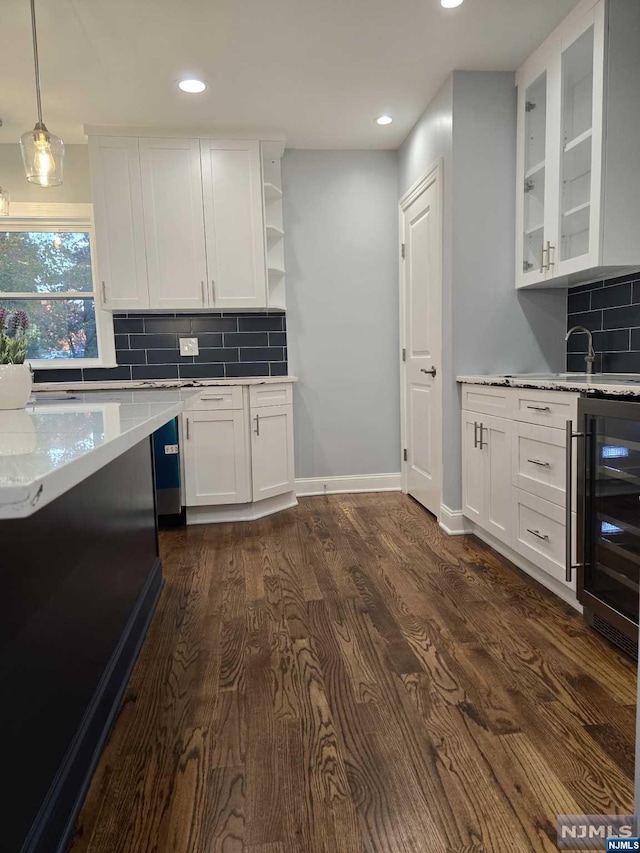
0;364;33;410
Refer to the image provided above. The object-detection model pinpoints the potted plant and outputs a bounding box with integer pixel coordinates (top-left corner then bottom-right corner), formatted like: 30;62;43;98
0;309;32;410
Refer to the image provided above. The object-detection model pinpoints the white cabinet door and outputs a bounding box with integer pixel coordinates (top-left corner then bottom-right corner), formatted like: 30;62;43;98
461;411;512;547
553;2;604;279
482;414;513;546
88;136;149;309
140;138;208;310
461;412;484;526
250;404;295;501
183;410;250;506
200;140;267;309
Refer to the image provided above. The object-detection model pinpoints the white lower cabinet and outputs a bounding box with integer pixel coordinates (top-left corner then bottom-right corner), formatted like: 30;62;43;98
250;404;295;501
461;384;579;603
182;383;296;522
462;412;512;547
183;409;250;506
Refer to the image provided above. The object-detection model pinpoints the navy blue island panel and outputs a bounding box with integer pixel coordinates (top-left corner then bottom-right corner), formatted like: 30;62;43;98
0;437;163;853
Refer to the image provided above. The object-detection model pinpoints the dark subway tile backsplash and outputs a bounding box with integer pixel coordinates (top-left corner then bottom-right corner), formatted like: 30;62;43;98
566;270;640;373
34;311;288;384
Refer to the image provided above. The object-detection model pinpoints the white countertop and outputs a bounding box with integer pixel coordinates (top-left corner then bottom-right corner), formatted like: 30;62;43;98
457;373;640;396
33;376;298;393
0;389;199;520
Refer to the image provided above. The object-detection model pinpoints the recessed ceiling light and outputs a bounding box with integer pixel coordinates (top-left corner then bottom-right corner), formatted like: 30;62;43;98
441;0;464;7
375;115;393;126
178;79;207;94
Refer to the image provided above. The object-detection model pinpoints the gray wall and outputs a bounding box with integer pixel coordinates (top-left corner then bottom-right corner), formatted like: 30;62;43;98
283;149;400;480
0;143;91;203
399;71;566;510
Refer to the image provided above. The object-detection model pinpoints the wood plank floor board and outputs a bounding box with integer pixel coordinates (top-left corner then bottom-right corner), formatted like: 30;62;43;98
70;494;636;853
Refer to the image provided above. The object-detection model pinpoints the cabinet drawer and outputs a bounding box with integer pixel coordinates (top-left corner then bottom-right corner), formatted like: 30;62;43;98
184;386;243;411
512;422;575;509
512;489;575;586
515;389;578;429
249;382;292;408
461;384;515;418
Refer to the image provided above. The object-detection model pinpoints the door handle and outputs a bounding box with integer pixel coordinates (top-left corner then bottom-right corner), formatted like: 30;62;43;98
478;423;487;450
185;417;190;440
547;241;555;270
200;281;205;305
541;245;548;272
527;458;551;468
565;419;584;582
420;367;437;377
101;280;107;304
211;279;216;304
473;421;479;449
527;528;550;542
254;414;260;436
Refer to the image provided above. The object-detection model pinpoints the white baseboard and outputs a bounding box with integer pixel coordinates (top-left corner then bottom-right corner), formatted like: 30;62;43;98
472;526;581;612
295;473;401;497
439;504;474;535
186;491;297;525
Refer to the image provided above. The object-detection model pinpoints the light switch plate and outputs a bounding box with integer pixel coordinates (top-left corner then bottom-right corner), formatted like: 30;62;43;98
179;337;199;356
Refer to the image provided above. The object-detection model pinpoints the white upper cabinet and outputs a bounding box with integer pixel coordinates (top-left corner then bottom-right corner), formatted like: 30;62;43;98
88;136;150;309
516;0;640;289
200;140;267;309
140;138;209;310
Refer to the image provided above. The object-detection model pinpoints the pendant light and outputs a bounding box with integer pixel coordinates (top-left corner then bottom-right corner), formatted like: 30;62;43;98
0;187;9;216
20;0;64;187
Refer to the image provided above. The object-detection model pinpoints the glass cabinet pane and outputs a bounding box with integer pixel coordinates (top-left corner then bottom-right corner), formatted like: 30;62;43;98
560;25;594;262
522;72;546;275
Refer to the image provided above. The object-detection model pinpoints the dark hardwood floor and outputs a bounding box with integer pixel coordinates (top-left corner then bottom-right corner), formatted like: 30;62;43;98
69;494;636;853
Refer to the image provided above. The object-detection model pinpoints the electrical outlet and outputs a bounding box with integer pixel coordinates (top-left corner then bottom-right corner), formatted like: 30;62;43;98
164;444;179;455
179;337;199;356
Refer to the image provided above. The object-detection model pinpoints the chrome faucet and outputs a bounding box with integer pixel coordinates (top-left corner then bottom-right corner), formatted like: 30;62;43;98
565;326;597;376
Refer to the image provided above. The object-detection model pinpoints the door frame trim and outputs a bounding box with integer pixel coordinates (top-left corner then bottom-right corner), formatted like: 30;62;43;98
399;158;444;505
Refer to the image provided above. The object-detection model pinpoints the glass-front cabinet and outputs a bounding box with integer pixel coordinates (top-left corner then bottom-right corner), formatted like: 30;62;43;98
515;0;610;289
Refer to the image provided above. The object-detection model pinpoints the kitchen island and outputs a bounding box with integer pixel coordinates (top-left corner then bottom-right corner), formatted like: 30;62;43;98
0;389;197;853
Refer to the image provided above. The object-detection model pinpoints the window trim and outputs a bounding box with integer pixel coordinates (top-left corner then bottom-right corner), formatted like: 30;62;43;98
0;202;116;370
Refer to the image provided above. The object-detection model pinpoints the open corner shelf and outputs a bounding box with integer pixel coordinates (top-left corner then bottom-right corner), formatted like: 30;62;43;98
264;182;283;201
266;225;284;240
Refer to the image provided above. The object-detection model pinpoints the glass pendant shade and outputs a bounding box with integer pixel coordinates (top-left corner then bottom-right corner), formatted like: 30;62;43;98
20;122;64;187
0;187;9;216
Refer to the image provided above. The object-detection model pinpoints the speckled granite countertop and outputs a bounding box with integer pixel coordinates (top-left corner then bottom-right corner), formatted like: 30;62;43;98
457;374;640;397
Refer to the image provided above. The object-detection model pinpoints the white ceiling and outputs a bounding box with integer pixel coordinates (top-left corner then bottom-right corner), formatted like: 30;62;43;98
0;0;580;149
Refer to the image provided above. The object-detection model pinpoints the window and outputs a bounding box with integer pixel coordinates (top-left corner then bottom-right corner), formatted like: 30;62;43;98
0;203;115;369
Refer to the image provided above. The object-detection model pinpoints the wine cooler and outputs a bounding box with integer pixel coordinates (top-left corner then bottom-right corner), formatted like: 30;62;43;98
572;398;640;658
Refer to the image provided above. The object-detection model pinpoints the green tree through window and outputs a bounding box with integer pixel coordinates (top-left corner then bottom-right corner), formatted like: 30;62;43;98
0;231;98;360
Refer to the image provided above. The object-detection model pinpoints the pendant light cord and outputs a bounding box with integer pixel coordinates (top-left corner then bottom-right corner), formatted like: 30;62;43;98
29;0;43;126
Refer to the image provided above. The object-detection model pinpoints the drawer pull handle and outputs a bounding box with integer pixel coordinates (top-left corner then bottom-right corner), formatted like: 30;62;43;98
200;396;225;401
527;405;551;412
527;528;549;542
527;458;550;468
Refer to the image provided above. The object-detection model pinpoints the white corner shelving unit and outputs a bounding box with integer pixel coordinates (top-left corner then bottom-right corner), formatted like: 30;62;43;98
261;144;286;310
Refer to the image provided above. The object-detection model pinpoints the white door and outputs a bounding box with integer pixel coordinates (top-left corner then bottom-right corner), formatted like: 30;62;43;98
88;136;149;309
200;140;267;309
483;414;512;546
461;412;484;526
250;404;295;501
140;138;208;310
183;410;249;506
401;166;442;517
